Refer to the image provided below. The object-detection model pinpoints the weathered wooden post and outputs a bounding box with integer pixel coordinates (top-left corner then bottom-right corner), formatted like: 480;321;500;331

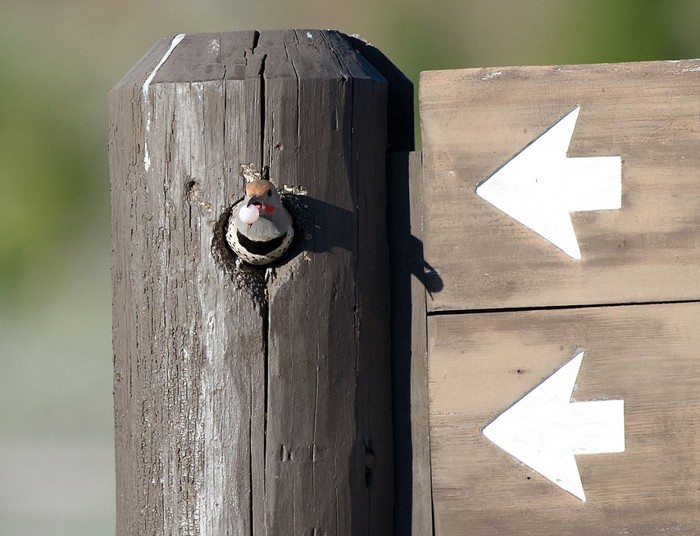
109;30;411;534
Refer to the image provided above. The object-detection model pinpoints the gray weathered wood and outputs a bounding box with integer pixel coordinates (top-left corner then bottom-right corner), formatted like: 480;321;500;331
356;38;435;534
429;302;700;535
388;151;434;536
109;30;401;535
420;60;700;312
419;58;700;535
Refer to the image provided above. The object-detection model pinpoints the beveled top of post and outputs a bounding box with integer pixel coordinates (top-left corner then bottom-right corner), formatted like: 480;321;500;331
115;30;384;88
112;29;415;152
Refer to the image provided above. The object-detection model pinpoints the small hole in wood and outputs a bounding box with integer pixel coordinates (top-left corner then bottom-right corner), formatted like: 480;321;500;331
219;192;307;272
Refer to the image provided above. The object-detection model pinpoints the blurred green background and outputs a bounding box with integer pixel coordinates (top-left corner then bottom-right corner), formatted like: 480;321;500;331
0;0;697;533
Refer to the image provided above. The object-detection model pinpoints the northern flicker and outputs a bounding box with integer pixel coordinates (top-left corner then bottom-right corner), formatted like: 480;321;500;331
226;178;294;266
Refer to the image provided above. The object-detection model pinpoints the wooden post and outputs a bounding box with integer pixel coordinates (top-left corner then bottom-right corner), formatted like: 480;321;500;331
109;30;410;534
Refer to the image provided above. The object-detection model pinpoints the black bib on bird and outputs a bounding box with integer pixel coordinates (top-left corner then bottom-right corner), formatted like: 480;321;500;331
236;230;289;255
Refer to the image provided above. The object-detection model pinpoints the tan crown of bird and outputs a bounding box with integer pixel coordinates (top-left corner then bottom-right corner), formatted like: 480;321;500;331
226;178;294;266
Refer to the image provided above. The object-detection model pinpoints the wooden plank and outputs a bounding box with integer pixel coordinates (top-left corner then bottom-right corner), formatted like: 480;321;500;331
388;152;434;535
331;29;394;534
263;29;360;535
420;60;700;312
111;32;264;536
428;302;700;535
261;28;394;535
359;30;432;530
110;30;402;535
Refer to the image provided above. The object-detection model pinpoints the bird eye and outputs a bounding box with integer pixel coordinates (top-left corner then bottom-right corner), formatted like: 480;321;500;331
267;189;272;197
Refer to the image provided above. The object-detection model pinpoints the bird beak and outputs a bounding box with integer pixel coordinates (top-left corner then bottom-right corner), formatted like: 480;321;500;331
247;196;276;214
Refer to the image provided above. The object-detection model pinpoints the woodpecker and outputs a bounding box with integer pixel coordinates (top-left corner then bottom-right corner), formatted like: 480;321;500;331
226;178;294;266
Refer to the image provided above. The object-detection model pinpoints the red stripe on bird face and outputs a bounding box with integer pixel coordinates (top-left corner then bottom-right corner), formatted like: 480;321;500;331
250;201;275;214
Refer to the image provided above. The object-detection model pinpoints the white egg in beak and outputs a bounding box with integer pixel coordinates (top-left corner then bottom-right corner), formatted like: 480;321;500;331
238;203;260;224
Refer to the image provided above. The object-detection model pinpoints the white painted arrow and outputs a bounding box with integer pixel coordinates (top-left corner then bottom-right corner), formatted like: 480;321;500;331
482;350;624;502
475;106;621;260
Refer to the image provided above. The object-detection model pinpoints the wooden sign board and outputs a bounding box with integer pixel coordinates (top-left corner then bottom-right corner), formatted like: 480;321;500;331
429;302;700;535
420;60;700;534
420;60;700;312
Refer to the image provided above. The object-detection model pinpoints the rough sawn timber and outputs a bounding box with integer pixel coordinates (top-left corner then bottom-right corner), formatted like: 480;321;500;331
429;302;700;535
109;30;399;535
420;60;700;312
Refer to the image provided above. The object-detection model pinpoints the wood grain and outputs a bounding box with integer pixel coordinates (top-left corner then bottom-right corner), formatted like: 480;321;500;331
110;30;399;535
389;151;433;536
429;302;700;535
420;60;700;312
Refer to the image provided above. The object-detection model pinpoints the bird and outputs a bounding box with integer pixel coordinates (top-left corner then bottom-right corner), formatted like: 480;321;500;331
226;176;294;266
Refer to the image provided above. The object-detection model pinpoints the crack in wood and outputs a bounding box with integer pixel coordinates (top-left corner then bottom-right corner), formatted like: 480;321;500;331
428;297;700;317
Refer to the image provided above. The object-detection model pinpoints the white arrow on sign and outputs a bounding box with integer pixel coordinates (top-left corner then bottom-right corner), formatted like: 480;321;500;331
475;106;622;260
482;350;624;502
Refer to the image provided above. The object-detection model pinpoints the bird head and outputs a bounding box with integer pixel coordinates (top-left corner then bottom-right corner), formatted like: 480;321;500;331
237;179;284;225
